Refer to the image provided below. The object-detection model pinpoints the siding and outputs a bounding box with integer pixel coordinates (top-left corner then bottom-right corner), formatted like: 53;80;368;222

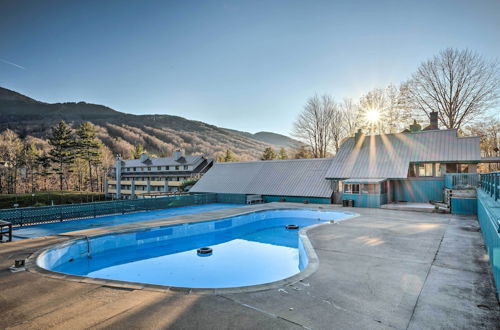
342;193;386;208
392;178;445;202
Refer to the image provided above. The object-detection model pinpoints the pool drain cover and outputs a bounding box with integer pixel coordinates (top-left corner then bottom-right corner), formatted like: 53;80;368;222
197;247;213;256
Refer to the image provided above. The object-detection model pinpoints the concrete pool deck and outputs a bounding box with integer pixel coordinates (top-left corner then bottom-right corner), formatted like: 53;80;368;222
1;203;499;329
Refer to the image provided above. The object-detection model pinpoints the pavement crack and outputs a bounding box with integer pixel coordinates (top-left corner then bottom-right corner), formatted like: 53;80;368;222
219;295;309;329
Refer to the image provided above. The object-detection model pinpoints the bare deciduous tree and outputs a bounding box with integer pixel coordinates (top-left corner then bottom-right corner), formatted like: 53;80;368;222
409;48;500;129
293;94;344;157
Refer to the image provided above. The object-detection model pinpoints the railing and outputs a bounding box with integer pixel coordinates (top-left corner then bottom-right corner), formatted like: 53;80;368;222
479;171;500;201
444;173;480;189
0;193;218;226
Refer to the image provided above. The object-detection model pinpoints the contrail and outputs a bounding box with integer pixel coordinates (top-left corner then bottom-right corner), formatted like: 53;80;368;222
0;58;25;70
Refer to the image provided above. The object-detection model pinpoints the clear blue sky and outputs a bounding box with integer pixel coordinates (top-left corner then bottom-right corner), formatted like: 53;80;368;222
1;0;499;135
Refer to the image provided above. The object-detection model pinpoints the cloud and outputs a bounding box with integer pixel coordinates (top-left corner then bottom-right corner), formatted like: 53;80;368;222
0;58;26;70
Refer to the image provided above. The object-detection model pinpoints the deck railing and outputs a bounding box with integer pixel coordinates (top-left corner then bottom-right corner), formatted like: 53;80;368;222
444;173;480;189
480;171;500;201
0;193;218;226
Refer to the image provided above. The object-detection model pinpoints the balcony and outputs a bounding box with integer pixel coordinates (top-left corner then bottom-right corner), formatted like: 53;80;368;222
444;173;480;189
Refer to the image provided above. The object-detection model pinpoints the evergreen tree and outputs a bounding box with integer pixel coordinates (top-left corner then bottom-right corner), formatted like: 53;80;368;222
76;122;102;192
217;149;236;162
132;144;146;159
48;121;76;191
261;147;277;160
35;154;52;191
278;147;288;160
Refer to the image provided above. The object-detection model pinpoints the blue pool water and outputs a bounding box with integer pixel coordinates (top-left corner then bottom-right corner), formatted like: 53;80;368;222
38;209;354;288
13;203;242;239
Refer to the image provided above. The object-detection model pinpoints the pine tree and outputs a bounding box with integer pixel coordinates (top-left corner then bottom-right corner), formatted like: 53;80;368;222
35;154;52;191
132;144;145;159
261;147;277;160
217;149;236;162
48;121;76;191
76;122;102;192
294;146;313;159
278;147;288;160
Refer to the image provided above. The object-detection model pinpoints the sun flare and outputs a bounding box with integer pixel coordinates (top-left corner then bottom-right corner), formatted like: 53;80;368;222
366;109;381;123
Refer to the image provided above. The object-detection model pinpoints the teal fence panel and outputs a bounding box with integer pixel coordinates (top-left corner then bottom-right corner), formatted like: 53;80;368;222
342;193;385;208
215;193;247;204
477;189;500;300
450;197;477;215
263;195;331;204
392;178;445;203
445;173;480;189
0;193;217;226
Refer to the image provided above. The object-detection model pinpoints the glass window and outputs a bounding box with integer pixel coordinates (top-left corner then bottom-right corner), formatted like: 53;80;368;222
147;167;151;171
157;166;161;170
175;166;180;170
435;163;442;177
460;164;469;173
184;165;189;170
417;163;433;177
344;184;360;194
367;184;378;194
133;167;136;171
166;166;169;171
446;163;458;173
408;164;416;177
380;182;387;194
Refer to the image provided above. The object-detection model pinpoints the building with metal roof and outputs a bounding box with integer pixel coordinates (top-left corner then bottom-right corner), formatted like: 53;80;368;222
190;158;335;202
107;150;213;198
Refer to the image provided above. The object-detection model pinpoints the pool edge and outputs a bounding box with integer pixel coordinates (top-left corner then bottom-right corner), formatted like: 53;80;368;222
25;204;359;295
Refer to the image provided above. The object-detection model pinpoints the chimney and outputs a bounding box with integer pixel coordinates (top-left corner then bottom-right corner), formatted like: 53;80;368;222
173;149;183;160
354;129;363;144
139;153;148;162
429;111;438;130
409;120;421;132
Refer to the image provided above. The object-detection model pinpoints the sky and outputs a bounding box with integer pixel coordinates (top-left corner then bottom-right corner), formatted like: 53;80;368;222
1;0;499;136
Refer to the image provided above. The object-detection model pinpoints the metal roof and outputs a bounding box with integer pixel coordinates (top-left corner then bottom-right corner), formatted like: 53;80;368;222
190;158;334;198
325;129;481;179
344;178;387;184
122;155;204;167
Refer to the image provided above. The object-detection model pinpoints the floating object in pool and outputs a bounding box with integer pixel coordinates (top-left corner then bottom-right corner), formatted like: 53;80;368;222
197;247;213;256
285;224;299;230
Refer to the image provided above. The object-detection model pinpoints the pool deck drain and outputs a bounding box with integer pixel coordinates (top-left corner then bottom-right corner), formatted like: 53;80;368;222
1;203;499;329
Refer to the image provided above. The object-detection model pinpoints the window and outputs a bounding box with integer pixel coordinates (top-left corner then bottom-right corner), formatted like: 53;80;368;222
380;182;387;194
147;167;151;171
435;163;442;177
417;163;433;177
184;165;189;170
175;166;180;170
157;166;161;170
344;184;360;194
133;167;136;171
367;184;378;194
166;166;169;171
408;164;417;177
460;164;469;173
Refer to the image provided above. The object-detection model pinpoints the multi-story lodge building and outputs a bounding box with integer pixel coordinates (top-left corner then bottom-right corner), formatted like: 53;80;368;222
106;150;213;198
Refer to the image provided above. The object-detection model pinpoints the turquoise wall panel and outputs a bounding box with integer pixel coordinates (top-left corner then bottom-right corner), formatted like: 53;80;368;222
342;193;385;208
215;193;247;204
392;178;445;203
263;195;331;204
477;190;500;300
450;197;477;215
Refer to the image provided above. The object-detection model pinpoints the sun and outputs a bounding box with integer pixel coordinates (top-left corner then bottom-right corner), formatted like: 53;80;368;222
365;109;381;124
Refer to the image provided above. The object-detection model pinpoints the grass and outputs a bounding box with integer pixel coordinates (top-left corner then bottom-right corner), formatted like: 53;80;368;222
0;191;110;209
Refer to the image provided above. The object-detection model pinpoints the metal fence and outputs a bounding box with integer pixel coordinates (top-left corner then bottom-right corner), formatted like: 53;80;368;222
444;173;480;189
477;171;500;299
0;193;217;226
480;171;500;201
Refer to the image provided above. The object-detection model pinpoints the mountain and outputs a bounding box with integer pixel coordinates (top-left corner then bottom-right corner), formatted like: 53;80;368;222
224;129;301;148
0;87;301;160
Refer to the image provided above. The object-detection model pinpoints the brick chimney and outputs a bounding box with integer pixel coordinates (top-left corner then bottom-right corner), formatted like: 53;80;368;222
429;111;438;130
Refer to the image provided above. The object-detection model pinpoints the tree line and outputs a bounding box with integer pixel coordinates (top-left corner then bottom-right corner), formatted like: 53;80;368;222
293;48;500;158
0;121;114;194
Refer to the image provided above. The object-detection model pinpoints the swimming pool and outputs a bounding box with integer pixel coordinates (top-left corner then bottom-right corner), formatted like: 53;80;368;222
36;209;355;289
13;203;242;240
